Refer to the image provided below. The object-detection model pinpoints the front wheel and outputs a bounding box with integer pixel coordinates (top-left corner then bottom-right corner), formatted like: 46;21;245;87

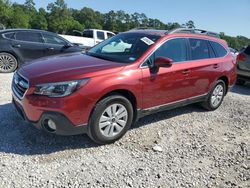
202;80;226;111
0;52;18;73
88;95;134;144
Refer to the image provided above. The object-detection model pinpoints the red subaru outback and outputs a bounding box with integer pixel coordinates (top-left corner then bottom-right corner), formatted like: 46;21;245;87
12;28;236;144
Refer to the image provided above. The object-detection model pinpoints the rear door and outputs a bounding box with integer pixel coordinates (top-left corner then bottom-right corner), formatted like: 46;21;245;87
11;31;45;62
96;31;105;44
185;38;221;96
82;30;95;47
184;38;226;96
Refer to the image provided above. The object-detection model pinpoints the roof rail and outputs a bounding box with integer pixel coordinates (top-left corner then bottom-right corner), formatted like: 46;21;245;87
167;28;221;38
130;27;155;30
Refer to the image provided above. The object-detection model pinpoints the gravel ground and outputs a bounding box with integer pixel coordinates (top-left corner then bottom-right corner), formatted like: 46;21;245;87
0;73;249;188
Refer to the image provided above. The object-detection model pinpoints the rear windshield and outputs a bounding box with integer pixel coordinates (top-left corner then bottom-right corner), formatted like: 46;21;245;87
245;45;250;55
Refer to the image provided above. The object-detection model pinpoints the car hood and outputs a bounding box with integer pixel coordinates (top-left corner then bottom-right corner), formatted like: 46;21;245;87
19;52;125;85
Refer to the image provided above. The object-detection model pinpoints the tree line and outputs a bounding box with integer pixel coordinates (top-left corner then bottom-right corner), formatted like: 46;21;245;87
0;0;249;50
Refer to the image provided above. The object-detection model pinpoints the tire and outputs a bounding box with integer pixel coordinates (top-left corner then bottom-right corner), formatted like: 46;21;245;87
236;79;246;86
202;80;226;111
0;52;18;73
88;95;134;144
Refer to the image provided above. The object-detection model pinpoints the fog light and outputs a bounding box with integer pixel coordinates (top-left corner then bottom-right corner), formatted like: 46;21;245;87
43;119;56;132
48;119;56;131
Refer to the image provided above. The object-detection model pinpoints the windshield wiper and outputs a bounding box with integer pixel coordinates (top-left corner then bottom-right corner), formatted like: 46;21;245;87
86;52;114;62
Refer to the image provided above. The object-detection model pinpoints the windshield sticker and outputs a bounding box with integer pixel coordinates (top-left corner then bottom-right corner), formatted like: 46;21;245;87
140;37;155;45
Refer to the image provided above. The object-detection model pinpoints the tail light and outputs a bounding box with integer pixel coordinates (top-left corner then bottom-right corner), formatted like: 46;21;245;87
237;53;247;62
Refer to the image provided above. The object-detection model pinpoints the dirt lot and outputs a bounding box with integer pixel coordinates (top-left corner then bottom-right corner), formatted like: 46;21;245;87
0;73;249;188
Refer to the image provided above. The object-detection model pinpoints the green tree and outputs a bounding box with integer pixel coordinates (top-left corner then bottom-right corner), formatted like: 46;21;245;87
30;8;48;30
10;5;30;28
73;7;102;29
0;0;13;28
185;20;195;29
47;0;83;33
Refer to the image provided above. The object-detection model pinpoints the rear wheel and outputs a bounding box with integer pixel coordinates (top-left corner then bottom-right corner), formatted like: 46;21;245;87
88;95;134;144
0;52;18;73
202;80;226;111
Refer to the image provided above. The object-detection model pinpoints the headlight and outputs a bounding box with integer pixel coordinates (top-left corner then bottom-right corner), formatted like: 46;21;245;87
34;79;89;98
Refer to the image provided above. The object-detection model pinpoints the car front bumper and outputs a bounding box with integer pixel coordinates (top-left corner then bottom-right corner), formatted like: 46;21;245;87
12;97;88;136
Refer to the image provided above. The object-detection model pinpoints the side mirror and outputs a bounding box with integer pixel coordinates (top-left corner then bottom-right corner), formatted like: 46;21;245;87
155;57;173;68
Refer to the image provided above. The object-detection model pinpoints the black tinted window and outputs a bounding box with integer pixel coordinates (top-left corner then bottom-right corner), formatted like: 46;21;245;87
97;31;105;40
210;41;227;57
189;39;210;60
82;30;93;38
155;38;187;62
245;45;250;55
107;32;115;38
16;31;43;43
208;42;216;58
3;32;15;39
43;34;66;45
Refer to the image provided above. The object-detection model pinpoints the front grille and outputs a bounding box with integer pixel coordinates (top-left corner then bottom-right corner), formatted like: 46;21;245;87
12;73;29;99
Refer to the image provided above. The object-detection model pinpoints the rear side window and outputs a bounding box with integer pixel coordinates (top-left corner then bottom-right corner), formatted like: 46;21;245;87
16;31;43;43
155;38;188;62
3;32;15;39
189;39;210;60
97;31;105;40
210;41;228;57
245;45;250;55
82;30;93;38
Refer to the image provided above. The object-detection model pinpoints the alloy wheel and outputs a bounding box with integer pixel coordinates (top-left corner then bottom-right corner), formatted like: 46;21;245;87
0;53;17;73
211;84;224;108
99;103;128;138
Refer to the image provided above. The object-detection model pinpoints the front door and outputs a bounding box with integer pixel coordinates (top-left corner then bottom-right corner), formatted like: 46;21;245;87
42;33;68;57
141;38;195;109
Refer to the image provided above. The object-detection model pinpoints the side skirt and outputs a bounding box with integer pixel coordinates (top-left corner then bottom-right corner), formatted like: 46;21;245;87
137;94;208;120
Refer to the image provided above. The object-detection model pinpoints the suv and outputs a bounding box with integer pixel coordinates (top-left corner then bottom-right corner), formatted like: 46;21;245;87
236;44;250;85
0;29;82;73
12;28;236;144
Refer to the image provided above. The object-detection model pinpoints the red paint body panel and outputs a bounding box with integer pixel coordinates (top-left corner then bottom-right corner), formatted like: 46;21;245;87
14;31;236;128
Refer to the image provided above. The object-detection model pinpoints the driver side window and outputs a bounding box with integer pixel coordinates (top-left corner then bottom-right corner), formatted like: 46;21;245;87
144;38;188;67
155;38;188;62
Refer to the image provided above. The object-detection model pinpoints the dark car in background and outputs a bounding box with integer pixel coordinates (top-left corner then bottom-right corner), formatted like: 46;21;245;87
0;29;82;73
237;44;250;85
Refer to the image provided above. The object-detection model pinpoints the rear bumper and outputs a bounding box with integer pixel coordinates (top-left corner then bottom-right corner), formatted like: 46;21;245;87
12;98;88;136
237;69;250;80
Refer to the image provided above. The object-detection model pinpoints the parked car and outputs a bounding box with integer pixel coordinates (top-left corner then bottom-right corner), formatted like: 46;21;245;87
236;44;250;85
60;29;115;49
0;29;82;73
229;47;239;59
12;28;236;144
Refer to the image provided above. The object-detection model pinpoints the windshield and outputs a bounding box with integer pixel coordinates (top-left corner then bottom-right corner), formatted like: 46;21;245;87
87;33;161;63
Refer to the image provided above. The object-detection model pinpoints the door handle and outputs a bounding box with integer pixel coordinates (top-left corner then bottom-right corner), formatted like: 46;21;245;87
12;44;21;48
182;69;190;74
213;64;219;69
47;47;54;50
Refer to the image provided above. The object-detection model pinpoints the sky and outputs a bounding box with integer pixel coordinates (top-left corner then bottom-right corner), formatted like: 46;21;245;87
14;0;250;38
